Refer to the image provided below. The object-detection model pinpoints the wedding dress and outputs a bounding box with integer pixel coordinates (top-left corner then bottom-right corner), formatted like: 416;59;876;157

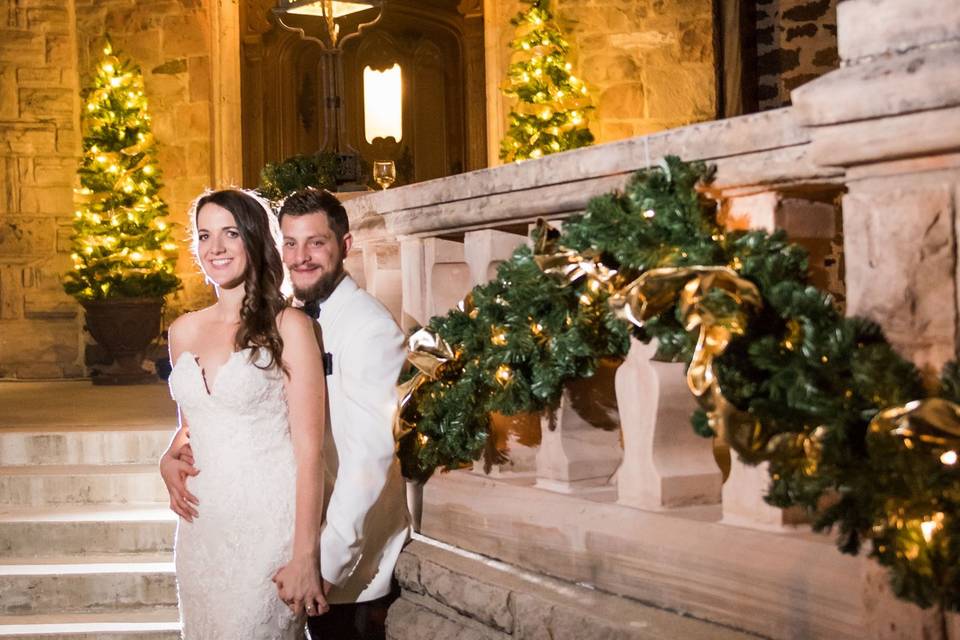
168;348;303;639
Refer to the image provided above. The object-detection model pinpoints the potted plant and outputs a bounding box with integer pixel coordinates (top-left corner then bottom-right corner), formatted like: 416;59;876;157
63;42;180;385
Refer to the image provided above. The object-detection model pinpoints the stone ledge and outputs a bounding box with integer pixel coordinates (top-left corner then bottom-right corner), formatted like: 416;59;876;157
389;538;755;640
793;41;960;127
345;108;819;237
837;0;960;62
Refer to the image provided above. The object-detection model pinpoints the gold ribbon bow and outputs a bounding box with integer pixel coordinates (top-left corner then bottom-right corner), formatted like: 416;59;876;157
609;266;763;480
869;398;960;462
394;328;456;442
532;219;618;289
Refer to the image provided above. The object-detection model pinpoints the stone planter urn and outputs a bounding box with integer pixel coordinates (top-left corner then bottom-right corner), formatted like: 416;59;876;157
82;297;164;385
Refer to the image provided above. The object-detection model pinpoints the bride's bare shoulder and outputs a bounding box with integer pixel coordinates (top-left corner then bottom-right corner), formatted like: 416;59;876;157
168;306;217;352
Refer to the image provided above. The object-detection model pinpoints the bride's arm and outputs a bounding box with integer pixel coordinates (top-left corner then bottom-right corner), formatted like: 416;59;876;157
273;309;328;616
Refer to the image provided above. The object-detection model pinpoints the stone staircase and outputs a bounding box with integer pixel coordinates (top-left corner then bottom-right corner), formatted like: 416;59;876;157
0;384;180;639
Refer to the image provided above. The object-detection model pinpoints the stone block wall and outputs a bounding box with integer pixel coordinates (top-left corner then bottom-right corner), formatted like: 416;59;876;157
756;0;839;110
0;0;83;378
387;539;754;640
484;0;717;164
0;0;216;378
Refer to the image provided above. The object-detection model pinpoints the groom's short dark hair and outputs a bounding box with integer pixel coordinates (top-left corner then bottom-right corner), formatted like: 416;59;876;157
278;189;349;241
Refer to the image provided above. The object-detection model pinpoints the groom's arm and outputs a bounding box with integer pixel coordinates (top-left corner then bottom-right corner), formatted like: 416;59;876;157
319;310;407;586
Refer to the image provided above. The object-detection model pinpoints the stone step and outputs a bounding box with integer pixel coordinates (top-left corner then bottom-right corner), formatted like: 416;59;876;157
0;429;171;467
0;465;167;507
0;610;180;639
0;506;176;558
0;556;176;616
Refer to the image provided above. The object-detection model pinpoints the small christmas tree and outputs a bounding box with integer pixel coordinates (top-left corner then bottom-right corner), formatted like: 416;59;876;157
64;41;180;301
499;0;595;162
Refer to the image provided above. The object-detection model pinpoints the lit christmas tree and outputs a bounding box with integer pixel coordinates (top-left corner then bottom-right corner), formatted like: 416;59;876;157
64;42;180;301
499;0;595;162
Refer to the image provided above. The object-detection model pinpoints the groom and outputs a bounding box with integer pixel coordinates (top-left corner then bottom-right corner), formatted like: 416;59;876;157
278;189;410;640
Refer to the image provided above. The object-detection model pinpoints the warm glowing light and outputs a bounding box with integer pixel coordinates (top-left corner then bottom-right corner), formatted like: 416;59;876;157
130;251;143;261
643;209;656;219
363;64;402;143
495;365;513;384
921;512;945;543
143;165;154;175
579;293;592;305
588;279;601;293
942;450;958;465
109;77;122;87
491;331;508;346
539;108;552;120
530;148;543;159
285;1;376;18
531;322;543;336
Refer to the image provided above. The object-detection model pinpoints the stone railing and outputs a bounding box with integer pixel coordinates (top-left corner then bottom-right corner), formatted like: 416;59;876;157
342;107;865;640
341;2;960;637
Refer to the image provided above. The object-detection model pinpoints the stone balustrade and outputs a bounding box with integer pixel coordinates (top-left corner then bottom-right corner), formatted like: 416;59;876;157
343;2;960;637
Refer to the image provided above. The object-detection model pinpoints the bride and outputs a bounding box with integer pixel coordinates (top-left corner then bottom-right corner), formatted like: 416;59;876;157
159;189;327;638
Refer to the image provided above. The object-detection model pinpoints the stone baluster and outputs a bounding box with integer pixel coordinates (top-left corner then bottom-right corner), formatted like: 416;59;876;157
535;358;622;494
615;338;722;510
362;241;403;324
463;229;539;476
399;236;472;333
719;186;841;528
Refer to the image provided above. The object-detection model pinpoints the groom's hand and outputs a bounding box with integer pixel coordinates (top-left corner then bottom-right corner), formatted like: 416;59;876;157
159;445;199;521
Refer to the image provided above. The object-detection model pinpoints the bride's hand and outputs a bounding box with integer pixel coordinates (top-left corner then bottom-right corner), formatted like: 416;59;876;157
272;555;328;617
159;445;199;521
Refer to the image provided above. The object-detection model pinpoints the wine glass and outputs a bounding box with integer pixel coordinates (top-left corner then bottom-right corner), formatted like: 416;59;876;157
373;160;396;190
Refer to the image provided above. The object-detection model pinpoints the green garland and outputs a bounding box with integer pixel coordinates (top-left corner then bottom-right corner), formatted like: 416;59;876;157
398;156;960;611
258;151;339;203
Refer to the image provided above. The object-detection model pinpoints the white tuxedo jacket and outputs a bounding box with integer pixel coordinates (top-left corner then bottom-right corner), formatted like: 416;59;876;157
314;275;410;603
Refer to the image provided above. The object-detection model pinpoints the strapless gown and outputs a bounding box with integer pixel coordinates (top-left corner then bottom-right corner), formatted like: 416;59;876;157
168;349;303;639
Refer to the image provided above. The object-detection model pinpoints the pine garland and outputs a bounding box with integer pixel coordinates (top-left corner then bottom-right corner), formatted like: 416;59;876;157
399;156;960;611
64;42;180;301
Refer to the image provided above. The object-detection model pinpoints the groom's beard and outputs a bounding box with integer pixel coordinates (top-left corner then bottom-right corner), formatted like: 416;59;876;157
292;264;345;303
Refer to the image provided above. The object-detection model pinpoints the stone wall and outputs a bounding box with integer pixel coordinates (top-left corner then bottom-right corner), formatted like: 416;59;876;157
484;0;717;164
387;538;754;640
756;0;839;110
0;0;83;378
0;0;216;378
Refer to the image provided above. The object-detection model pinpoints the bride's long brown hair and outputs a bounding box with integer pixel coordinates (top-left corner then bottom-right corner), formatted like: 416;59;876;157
193;189;286;371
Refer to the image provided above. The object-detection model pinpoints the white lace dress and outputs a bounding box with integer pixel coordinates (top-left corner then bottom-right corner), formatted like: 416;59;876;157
168;349;303;640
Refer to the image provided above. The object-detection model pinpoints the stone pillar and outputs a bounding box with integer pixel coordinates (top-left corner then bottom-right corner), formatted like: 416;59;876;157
615;338;722;510
790;2;960;634
793;0;960;376
210;0;243;188
535;359;622;493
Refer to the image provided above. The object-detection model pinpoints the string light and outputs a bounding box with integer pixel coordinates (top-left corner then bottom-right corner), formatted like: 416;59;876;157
495;364;513;384
941;450;958;465
920;512;945;543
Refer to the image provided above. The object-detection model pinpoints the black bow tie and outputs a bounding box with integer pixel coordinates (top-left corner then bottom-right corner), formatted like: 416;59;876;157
302;300;321;319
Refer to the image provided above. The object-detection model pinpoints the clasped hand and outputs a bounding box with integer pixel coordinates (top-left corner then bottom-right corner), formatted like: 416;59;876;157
159;443;199;521
272;555;329;617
